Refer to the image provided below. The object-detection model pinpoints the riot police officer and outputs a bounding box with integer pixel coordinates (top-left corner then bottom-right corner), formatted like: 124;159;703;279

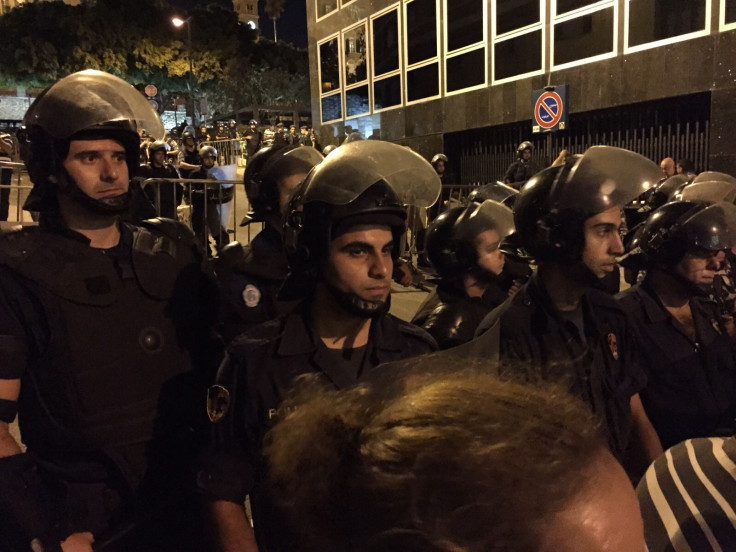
471;147;664;465
177;130;201;179
198;140;440;552
503;140;540;189
243;119;261;160
138;139;183;219
217;145;323;342
617;200;736;449
0;70;221;551
413;200;516;349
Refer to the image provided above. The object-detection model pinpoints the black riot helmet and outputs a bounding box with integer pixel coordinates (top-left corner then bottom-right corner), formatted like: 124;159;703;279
148;140;170;155
514;146;661;263
425;200;514;281
517;141;533;158
199;145;218;159
242;145;324;225
639;200;736;266
680;171;736;204
467;181;518;208
281;140;441;317
431;153;448;167
19;69;163;215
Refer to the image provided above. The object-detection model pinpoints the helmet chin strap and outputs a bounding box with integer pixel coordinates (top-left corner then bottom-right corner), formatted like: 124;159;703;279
323;280;390;320
58;170;131;215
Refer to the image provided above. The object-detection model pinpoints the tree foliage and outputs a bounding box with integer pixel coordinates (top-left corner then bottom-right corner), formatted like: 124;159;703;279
0;0;309;120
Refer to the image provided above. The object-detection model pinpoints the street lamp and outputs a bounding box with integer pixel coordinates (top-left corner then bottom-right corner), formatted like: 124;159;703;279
172;15;196;125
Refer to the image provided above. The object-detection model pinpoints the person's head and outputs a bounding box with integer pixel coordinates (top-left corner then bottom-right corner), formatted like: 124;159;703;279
250;119;258;129
660;157;676;177
182;130;196;149
281;140;441;316
199;145;217;168
514;146;661;279
431;153;447;176
229;119;237;128
19;69;162;219
199;124;207;133
148;140;169;168
265;366;645;552
676;158;694;175
639;200;736;288
300;125;308;135
425;200;515;285
242;146;324;226
517;140;533;161
269;123;275;130
289;125;296;134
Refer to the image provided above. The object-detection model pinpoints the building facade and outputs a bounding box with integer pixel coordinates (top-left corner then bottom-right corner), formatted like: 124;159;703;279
232;0;258;30
307;0;736;182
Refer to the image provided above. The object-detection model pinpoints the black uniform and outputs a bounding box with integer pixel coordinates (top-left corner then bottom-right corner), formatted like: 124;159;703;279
243;127;262;159
215;225;297;343
178;146;200;179
0;219;221;550
617;280;736;449
471;273;645;459
138;162;183;219
412;282;510;350
198;307;437;552
503;159;540;188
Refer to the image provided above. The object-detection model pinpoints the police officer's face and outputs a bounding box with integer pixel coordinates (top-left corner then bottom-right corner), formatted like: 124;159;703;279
435;161;445;175
151;149;166;167
202;155;216;168
676;250;721;286
476;229;505;276
581;207;624;278
277;173;307;214
323;225;393;304
522;149;532;160
63;139;129;199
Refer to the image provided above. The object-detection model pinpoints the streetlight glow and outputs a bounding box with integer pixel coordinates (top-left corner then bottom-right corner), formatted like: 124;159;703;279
172;16;185;27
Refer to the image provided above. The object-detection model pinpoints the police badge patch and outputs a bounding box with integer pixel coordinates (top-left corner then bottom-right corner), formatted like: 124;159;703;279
207;385;231;422
607;333;619;360
242;284;261;308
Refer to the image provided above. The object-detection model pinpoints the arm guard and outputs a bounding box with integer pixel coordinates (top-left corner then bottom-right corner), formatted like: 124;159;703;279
0;453;71;552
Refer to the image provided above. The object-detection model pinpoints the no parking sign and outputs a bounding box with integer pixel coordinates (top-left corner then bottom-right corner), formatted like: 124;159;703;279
532;85;568;133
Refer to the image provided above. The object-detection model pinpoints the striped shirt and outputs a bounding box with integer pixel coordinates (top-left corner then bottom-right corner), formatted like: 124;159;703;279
0;133;13;162
637;437;736;552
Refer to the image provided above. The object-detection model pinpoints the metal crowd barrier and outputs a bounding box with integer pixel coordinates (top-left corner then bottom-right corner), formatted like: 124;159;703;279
201;139;247;167
140;176;259;255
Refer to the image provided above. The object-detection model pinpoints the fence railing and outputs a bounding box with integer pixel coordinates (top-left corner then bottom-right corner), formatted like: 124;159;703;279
201;139;247;166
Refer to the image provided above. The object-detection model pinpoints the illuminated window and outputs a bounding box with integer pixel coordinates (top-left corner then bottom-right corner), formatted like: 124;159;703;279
343;21;370;118
316;0;337;20
318;35;342;122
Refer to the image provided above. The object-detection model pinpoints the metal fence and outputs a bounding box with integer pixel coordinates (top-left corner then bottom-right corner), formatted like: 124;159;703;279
201;139;247;167
448;91;712;186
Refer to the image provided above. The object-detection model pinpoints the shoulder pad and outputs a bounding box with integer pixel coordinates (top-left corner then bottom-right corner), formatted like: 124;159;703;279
394;317;439;350
216;241;249;271
140;217;196;243
228;317;286;353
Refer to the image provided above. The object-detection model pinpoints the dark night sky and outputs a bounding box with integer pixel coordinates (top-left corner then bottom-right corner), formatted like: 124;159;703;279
258;0;308;49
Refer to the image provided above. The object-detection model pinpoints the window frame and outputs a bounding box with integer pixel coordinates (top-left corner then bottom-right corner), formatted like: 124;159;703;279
491;0;546;85
624;0;711;54
342;19;371;119
721;0;736;31
370;3;404;114
402;0;443;106
318;32;344;124
550;0;618;72
315;0;339;22
443;0;488;96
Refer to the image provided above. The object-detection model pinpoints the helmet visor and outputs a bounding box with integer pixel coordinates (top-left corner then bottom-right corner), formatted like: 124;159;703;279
23;70;164;140
680;180;736;204
283;146;324;167
683;202;736;251
471;200;516;238
553;146;661;212
691;171;736;186
300;140;441;208
470;181;518;204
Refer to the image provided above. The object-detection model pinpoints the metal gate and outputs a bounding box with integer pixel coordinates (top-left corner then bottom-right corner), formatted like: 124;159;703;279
447;92;711;185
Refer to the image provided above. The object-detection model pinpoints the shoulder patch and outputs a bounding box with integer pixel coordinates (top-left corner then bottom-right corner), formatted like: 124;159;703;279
206;384;231;422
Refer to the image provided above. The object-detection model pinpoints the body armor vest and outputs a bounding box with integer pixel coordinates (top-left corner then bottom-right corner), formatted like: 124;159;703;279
0;221;212;487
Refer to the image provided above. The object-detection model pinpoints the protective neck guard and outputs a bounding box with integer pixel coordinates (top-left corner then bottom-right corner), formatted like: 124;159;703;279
323;280;390;320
